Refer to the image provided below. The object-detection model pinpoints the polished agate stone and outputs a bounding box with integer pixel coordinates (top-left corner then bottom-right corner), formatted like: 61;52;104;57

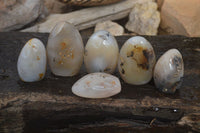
17;38;46;82
72;73;121;98
84;30;119;74
118;36;156;85
47;21;84;76
154;49;184;94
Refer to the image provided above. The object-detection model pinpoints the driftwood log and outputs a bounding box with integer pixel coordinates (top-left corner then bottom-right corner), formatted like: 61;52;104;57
58;0;122;6
22;0;150;33
0;32;200;132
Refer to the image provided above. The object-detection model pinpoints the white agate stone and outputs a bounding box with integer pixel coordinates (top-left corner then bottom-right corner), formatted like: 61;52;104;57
17;38;46;82
84;30;119;74
154;49;184;94
72;73;121;98
118;36;156;85
47;21;84;76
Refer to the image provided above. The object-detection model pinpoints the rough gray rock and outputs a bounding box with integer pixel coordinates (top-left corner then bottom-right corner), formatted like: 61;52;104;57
0;0;46;31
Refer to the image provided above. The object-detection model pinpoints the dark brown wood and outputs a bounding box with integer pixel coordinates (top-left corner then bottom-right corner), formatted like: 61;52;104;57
0;32;200;132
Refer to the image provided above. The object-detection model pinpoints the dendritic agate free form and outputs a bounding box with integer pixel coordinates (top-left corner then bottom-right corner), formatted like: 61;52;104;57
47;21;84;76
118;36;156;85
72;73;121;98
84;30;119;74
154;49;184;94
17;38;46;82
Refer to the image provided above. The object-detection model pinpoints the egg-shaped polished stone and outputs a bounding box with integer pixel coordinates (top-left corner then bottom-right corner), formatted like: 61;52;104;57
17;38;46;82
118;36;156;85
154;49;184;94
47;21;84;76
84;30;119;74
72;73;121;98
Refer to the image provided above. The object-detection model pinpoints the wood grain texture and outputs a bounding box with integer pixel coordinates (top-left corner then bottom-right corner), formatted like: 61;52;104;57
58;0;122;6
22;0;150;32
0;32;200;132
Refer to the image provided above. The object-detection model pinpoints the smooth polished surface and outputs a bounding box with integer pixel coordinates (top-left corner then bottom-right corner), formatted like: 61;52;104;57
72;72;121;98
17;38;46;82
84;30;119;74
47;22;84;76
154;49;184;93
118;36;156;85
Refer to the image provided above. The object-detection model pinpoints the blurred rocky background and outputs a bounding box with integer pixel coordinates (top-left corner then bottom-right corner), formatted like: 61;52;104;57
0;0;200;37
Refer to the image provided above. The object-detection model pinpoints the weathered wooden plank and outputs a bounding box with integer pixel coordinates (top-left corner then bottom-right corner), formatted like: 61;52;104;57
0;32;200;132
21;0;150;32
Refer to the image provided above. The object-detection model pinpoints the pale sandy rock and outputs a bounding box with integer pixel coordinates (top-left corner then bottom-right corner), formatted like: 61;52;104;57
125;1;160;35
0;0;45;31
156;0;164;10
160;0;200;37
94;21;124;36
